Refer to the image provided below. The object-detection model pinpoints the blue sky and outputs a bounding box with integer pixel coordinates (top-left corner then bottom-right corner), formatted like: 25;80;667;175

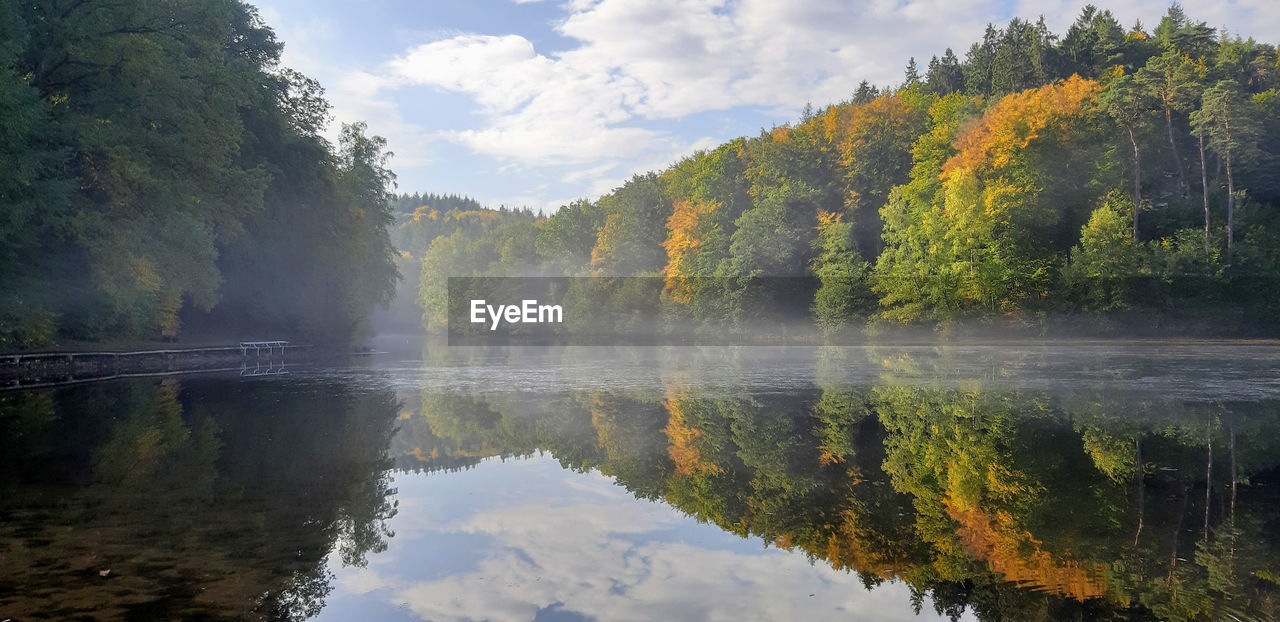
254;0;1280;213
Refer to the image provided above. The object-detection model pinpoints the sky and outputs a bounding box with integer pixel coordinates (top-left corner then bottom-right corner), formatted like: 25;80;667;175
253;0;1280;213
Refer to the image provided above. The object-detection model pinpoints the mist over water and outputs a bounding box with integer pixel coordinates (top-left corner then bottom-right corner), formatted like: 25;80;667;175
374;339;1280;401
5;340;1278;621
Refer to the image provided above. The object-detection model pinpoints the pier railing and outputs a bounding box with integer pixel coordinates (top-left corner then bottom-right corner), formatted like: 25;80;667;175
239;341;289;356
3;341;309;390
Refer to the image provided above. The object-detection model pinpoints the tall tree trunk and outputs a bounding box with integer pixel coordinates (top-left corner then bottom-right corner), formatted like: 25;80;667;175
1165;106;1187;194
1225;148;1235;258
1224;105;1236;257
1129;127;1142;239
1200;132;1210;253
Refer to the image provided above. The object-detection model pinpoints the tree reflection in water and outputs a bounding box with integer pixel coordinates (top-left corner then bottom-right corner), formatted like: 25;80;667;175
0;376;400;621
393;347;1280;621
2;345;1278;621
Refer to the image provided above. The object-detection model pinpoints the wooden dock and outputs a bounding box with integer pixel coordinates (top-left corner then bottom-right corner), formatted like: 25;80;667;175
1;343;313;390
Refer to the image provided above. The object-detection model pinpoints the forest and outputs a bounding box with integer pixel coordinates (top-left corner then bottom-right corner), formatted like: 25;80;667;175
404;5;1280;337
0;0;399;348
6;2;1280;348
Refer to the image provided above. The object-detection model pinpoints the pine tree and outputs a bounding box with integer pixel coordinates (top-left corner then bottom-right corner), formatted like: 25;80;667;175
904;57;921;87
1099;73;1153;238
1191;80;1261;256
853;80;879;104
1136;49;1206;196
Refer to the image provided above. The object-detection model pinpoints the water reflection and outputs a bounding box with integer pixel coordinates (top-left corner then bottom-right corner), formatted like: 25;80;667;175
2;345;1279;621
390;345;1280;621
0;376;400;620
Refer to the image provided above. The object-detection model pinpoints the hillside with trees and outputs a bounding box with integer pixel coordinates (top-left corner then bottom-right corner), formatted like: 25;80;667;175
409;5;1280;337
0;0;399;348
382;195;539;332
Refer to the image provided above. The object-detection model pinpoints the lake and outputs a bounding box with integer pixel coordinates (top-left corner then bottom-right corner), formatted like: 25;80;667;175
2;341;1279;621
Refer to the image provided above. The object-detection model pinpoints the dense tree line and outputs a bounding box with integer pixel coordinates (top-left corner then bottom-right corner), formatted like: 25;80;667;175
389;192;482;216
378;196;538;330
411;5;1280;335
0;0;398;348
388;194;536;260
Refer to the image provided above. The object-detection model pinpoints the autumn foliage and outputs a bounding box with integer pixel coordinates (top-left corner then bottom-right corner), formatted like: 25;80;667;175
662;199;720;304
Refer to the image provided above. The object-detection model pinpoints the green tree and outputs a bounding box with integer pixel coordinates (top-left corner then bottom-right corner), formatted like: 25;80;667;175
834;90;933;257
963;24;1000;97
852;80;880;104
1098;73;1153;238
904;57;921;87
924;49;965;95
536;198;604;274
873;93;978;323
810;212;872;334
990;18;1056;96
331;122;401;337
1136;49;1206;195
589;173;672;275
724;182;811;278
876;78;1104;323
1191;80;1261;256
0;0;401;345
1064;192;1143;309
0;1;71;346
1148;227;1225;302
1059;6;1127;78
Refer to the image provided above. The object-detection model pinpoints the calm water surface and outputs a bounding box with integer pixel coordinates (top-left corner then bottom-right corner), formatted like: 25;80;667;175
3;342;1279;621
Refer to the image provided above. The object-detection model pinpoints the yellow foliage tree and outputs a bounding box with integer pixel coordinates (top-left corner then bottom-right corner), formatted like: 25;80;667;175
662;199;720;304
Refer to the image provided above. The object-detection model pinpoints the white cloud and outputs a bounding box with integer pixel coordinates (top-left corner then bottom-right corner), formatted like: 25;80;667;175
265;0;1280;206
562;162;620;184
386;33;679;167
383;0;1280;161
388;35;559;113
373;0;1008;175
